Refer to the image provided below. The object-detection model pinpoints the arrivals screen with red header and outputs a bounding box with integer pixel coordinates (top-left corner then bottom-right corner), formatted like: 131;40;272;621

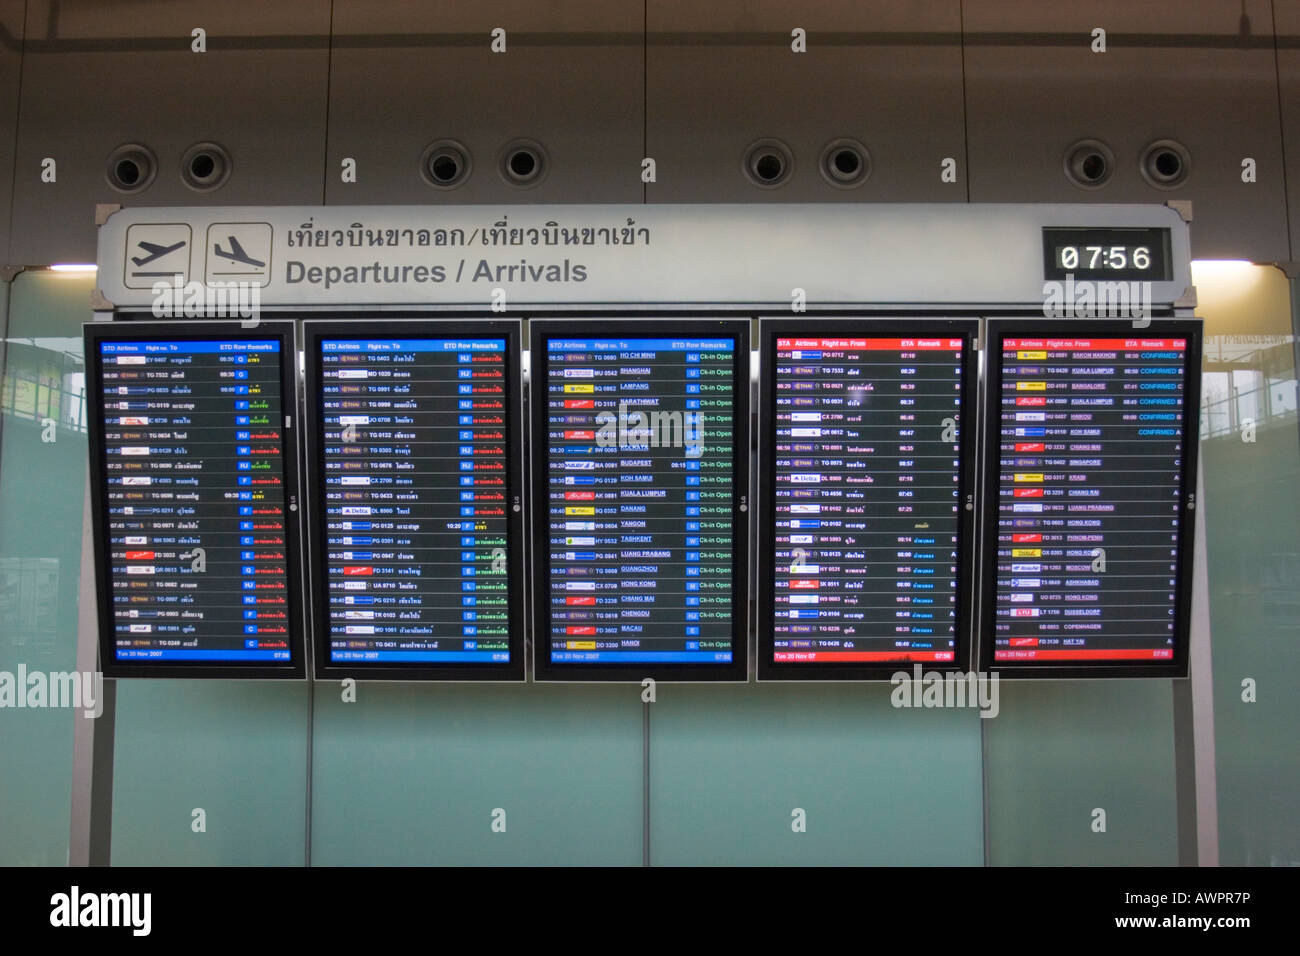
988;334;1192;667
84;322;303;677
763;330;973;675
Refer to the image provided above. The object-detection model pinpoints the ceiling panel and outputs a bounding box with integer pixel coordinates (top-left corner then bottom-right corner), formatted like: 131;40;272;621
965;0;1287;262
10;0;330;264
325;0;644;205
646;0;967;203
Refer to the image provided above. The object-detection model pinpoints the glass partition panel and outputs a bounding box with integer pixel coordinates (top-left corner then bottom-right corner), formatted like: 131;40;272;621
0;270;91;865
1194;261;1300;866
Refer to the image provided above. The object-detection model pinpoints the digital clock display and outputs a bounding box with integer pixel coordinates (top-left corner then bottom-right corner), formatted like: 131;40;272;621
1042;227;1172;281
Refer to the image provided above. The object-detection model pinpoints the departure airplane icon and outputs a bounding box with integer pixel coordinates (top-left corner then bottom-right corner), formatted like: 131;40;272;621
212;235;266;268
131;240;186;267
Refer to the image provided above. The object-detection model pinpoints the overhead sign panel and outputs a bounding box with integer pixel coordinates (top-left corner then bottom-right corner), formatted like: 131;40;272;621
95;204;1194;309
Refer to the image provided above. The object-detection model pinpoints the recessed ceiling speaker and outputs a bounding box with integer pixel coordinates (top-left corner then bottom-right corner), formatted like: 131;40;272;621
742;138;794;189
180;142;232;192
819;138;871;188
105;143;157;193
1063;138;1114;189
1140;139;1191;189
499;139;547;188
420;140;472;189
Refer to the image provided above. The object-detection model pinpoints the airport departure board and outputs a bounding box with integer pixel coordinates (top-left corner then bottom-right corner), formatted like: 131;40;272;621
304;320;525;680
980;321;1201;678
85;321;304;678
530;320;749;681
758;320;978;680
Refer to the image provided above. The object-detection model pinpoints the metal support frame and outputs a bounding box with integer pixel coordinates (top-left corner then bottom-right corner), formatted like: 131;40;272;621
642;701;651;867
69;467;115;866
1173;455;1220;865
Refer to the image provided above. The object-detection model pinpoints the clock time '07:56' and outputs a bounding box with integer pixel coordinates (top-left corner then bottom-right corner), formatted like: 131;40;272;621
1042;227;1171;281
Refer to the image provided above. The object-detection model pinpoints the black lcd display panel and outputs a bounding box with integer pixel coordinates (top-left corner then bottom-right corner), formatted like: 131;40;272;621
530;319;750;682
978;319;1202;679
303;320;526;681
1042;227;1172;281
757;319;979;680
84;320;304;679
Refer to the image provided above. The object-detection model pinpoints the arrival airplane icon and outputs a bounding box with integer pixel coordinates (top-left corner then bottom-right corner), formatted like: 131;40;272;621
213;235;266;268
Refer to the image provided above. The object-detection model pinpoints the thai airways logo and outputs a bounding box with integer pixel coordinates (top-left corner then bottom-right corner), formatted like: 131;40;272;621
49;887;151;936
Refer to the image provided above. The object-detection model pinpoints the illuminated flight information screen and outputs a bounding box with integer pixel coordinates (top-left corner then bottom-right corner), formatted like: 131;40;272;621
759;322;977;679
531;320;749;681
983;323;1199;675
306;321;524;680
86;322;301;677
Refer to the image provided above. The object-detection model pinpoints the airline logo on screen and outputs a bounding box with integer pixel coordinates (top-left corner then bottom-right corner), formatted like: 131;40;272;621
770;336;965;666
992;337;1187;664
544;336;736;665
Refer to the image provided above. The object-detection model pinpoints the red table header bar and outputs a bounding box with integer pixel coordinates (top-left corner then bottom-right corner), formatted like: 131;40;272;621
1003;338;1186;350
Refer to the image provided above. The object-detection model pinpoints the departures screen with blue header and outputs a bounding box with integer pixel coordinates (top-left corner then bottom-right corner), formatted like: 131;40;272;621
318;336;512;664
542;335;737;664
95;336;293;662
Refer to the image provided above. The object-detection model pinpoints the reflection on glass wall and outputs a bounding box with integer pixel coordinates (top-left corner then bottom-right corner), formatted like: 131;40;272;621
0;271;93;866
1194;261;1300;865
1201;342;1298;439
0;339;86;433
